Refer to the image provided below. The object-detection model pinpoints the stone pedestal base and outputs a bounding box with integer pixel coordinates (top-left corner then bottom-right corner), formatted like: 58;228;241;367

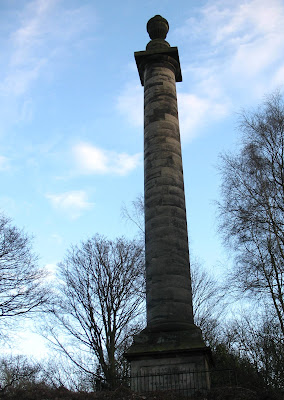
125;326;212;397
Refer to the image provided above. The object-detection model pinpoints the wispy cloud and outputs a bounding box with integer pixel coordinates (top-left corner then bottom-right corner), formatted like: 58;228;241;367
50;233;63;245
176;0;284;97
0;156;10;171
116;83;143;127
173;0;284;140
45;263;57;282
178;93;228;142
0;0;96;130
46;190;94;219
73;142;142;176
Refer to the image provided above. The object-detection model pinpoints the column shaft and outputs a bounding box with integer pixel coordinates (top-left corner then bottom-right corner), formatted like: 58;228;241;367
144;56;194;330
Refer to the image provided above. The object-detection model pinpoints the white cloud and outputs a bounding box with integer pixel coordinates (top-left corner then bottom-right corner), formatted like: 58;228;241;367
168;0;284;140
178;0;284;84
46;190;94;219
178;93;228;142
211;0;284;45
116;83;143;127
73;143;142;176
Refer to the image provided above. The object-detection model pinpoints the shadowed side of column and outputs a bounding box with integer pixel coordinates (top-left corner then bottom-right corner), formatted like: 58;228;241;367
144;55;194;331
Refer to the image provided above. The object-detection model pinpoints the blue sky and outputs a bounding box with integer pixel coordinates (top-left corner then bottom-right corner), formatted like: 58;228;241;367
1;0;284;356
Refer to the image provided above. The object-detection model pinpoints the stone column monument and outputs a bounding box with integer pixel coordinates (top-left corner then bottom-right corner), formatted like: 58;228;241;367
125;15;211;395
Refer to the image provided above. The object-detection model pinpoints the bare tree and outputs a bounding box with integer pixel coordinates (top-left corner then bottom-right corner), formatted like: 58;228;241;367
190;259;226;347
222;309;284;390
218;91;284;335
0;355;41;394
121;194;144;244
39;355;95;392
0;214;49;330
47;234;145;387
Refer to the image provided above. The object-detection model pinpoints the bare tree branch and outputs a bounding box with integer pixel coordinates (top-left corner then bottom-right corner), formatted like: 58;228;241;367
0;214;50;327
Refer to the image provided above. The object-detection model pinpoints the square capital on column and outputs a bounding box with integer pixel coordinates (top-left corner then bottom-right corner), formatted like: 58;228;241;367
134;47;182;86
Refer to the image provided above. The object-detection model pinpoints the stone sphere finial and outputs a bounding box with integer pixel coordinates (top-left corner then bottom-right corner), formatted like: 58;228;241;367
147;15;169;40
